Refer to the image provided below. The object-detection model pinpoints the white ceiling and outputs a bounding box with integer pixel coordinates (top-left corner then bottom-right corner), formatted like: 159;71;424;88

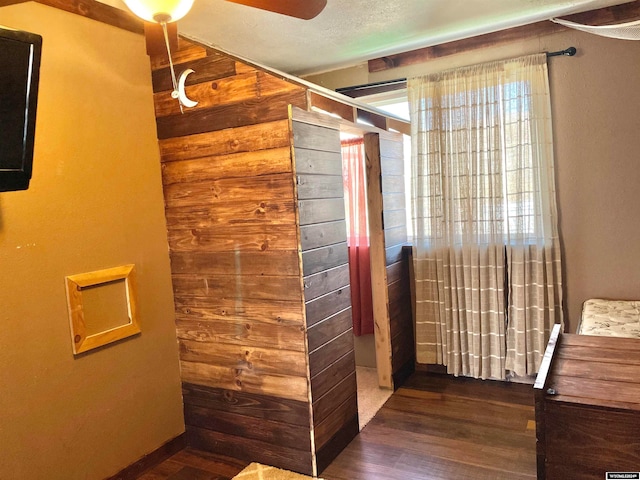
104;0;633;76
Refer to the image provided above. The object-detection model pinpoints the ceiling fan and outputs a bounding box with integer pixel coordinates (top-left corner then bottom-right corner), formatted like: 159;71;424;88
135;0;328;55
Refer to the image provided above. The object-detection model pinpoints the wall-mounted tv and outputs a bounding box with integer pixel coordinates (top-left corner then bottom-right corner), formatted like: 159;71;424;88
0;26;42;192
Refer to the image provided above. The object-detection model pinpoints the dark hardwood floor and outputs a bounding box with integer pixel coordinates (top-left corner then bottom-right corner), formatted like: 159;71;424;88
323;372;537;480
137;372;537;480
136;449;248;480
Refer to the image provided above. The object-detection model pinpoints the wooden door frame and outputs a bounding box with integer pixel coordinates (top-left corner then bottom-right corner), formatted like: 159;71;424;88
363;132;394;389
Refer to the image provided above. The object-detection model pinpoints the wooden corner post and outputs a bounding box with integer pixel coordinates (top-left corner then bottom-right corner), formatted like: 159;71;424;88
364;132;393;389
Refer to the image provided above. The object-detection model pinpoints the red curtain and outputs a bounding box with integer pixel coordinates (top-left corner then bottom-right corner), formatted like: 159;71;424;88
341;138;374;336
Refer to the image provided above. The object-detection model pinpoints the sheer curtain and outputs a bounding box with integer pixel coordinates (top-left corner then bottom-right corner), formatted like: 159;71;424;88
342;138;374;336
409;54;563;379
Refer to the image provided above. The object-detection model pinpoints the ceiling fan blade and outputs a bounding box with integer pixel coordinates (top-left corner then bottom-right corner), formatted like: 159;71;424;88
225;0;327;20
144;21;178;57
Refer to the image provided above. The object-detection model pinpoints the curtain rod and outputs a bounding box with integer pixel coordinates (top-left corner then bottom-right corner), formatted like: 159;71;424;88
336;47;577;98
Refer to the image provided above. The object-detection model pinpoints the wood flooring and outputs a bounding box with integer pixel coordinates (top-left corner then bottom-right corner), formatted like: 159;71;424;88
323;372;537;480
137;372;537;480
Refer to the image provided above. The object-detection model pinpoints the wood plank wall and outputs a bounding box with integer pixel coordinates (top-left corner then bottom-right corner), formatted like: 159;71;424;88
292;112;359;474
150;39;315;475
365;132;415;389
150;37;412;476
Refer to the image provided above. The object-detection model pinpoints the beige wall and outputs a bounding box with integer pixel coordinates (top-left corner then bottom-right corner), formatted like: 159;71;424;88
0;4;184;479
306;30;640;333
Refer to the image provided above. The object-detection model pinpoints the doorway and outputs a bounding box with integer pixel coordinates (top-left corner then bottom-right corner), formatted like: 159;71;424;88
340;131;392;429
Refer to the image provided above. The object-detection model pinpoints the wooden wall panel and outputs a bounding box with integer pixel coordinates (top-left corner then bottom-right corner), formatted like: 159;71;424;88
151;53;236;93
305;286;351;327
292;114;358;473
299;198;346;225
154;71;303;118
314;395;358;450
163;172;294;208
379;135;415;388
300;221;347;251
188;427;314;476
179;361;309;402
179;341;308;378
173;296;303;324
176;317;304;352
150;37;411;476
385;243;405;266
171;274;301;301
156;90;307;139
159;120;291;163
297;174;344;199
295;149;343;175
307;308;353;352
310;351;356;400
164;199;296;229
184;404;311;451
152;38;314;475
302;242;349;276
171;251;299;276
182;383;309;426
309;330;355;377
303;263;350;302
168;226;298;253
312;371;357;426
161;147;292;184
292;121;342;152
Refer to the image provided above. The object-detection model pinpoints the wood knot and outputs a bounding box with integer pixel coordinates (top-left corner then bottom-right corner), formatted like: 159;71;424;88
211;82;218;90
74;335;82;343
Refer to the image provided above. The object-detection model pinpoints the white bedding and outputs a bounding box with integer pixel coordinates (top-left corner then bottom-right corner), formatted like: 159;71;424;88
578;299;640;339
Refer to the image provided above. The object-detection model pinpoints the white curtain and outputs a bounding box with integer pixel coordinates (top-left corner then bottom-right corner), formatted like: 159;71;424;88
409;53;563;380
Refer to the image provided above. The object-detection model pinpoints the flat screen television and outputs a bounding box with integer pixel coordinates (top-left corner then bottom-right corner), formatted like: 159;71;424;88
0;26;42;192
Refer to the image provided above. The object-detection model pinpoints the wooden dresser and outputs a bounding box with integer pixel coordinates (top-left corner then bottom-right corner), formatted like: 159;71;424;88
534;325;640;479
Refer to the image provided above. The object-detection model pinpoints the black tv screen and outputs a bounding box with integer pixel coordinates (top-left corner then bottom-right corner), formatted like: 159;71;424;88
0;27;42;192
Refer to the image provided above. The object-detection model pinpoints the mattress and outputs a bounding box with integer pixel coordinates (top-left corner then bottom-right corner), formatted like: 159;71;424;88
578;299;640;339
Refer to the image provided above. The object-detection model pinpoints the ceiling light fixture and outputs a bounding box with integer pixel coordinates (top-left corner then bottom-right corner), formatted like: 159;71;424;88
123;0;197;112
122;0;194;24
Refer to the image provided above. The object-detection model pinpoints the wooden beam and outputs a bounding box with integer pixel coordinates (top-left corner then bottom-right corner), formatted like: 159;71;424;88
309;91;356;123
357;109;387;131
368;1;640;72
387;117;410;136
2;0;144;34
364;132;393;389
